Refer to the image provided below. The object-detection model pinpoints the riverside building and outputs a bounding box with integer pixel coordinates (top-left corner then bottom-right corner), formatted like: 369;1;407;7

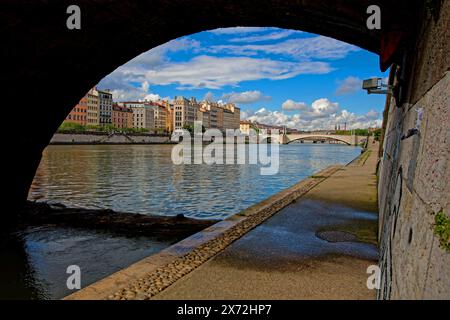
112;104;133;129
65;96;87;125
98;89;113;126
173;96;198;130
86;87;99;125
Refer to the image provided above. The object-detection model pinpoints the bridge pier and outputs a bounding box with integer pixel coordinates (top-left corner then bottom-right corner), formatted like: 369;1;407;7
280;134;289;144
351;135;358;146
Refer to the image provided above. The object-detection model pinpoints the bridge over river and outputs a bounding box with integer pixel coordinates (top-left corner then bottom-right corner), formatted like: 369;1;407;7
283;133;367;146
260;133;367;146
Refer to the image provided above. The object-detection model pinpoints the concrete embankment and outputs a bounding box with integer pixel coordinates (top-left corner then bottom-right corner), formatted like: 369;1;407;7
65;142;379;300
50;132;171;144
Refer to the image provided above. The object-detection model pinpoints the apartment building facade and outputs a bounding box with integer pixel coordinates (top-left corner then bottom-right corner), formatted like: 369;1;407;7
98;89;113;126
64;92;240;134
222;109;236;131
239;120;252;135
223;103;240;130
86;87;99;126
173;96;198;130
131;105;155;132
147;101;168;132
112;104;133;129
196;107;211;129
65;96;87;125
166;101;174;133
201;101;221;130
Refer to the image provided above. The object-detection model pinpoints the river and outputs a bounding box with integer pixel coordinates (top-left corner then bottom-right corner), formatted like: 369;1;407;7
2;143;361;299
29;144;361;219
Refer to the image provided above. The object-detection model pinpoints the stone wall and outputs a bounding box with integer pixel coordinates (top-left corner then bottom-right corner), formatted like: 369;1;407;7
377;2;450;299
50;133;170;144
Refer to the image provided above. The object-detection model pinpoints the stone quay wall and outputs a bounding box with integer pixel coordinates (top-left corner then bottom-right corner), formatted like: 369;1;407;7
50;133;171;144
377;2;450;299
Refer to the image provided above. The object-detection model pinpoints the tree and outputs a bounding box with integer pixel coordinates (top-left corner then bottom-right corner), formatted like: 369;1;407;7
86;124;103;132
373;128;382;141
182;124;194;134
58;122;86;132
102;124;118;133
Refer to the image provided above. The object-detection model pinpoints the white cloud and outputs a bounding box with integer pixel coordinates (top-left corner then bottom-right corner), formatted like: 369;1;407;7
97;31;361;106
282;99;308;111
203;91;215;101
110;87;147;101
222;90;270;104
141;81;150;93
228;29;301;43
304;98;340;119
245;108;297;128
99;37;201;86
208;27;270;35
365;109;380;120
128;38;201;69
144;93;161;101
208;36;360;60
103;80;161;102
335;76;363;95
98;38;204;100
243;99;382;131
143;55;332;89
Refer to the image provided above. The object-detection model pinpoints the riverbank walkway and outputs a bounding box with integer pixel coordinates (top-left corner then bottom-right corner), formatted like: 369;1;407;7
66;140;380;300
152;140;380;299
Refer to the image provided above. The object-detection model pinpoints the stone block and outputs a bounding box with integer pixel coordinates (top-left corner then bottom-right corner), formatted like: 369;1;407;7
390;194;435;299
413;72;450;213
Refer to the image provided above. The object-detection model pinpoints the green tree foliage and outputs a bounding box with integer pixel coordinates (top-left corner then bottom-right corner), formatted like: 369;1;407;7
373;128;382;141
58;122;86;132
334;129;371;136
182;124;194;134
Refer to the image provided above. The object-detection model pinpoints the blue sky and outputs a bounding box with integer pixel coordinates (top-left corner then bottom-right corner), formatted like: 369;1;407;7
98;27;388;130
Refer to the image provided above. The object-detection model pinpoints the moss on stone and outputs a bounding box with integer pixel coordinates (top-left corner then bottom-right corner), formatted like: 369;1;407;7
434;210;450;251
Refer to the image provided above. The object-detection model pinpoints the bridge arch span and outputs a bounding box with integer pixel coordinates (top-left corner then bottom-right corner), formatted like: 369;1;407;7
287;136;352;145
285;134;366;146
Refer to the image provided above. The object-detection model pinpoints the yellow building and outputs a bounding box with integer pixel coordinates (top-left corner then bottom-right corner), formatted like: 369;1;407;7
150;102;168;132
239;120;253;135
86;87;99;126
173;96;198;130
223;103;240;129
164;100;174;133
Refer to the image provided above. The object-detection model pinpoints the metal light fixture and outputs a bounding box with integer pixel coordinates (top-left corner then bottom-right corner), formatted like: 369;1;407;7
362;77;393;95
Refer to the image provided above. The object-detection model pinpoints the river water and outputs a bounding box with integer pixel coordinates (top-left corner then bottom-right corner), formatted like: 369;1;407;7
29;144;361;219
2;143;361;300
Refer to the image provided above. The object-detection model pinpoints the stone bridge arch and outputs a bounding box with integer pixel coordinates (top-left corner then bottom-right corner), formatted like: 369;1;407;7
287;135;353;145
2;0;448;300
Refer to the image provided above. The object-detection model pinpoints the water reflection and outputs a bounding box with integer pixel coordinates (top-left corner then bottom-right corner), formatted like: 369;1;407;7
0;233;44;299
0;226;174;300
29;144;360;219
10;143;361;299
